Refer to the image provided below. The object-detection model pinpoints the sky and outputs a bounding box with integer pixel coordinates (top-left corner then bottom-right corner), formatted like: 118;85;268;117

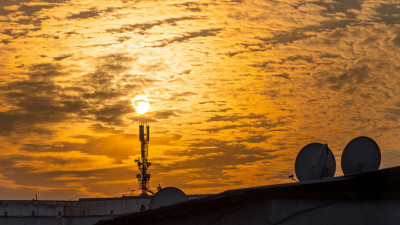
1;0;400;200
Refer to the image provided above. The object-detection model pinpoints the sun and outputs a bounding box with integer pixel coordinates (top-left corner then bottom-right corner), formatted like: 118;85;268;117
131;95;150;114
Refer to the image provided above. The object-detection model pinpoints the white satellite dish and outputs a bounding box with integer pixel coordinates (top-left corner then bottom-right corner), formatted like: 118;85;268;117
295;143;336;182
341;136;381;175
149;187;188;209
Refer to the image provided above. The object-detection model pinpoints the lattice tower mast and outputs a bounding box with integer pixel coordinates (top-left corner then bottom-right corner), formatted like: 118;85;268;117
135;123;151;196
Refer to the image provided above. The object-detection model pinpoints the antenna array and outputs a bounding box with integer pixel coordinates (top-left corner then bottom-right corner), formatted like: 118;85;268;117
294;136;381;182
135;123;152;196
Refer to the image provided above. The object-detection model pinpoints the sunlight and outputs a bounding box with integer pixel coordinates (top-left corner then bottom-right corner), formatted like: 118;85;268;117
131;95;150;114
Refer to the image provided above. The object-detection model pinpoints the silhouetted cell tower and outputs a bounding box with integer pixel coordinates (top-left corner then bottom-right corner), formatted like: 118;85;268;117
135;123;153;196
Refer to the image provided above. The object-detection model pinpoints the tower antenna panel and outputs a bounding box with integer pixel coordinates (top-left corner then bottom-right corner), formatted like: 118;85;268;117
146;125;150;142
139;125;144;141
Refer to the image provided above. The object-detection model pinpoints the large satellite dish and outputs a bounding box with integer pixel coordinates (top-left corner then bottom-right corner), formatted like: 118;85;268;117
295;143;336;182
149;187;188;209
341;136;381;175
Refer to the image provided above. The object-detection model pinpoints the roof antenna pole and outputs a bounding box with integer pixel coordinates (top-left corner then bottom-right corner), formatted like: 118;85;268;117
135;123;152;196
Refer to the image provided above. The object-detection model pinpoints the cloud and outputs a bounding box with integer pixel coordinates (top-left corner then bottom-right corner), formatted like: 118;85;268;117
106;16;199;34
0;151;121;180
0;2;59;31
0;52;144;136
257;18;355;46
273;73;291;80
0;75;88;136
89;123;123;134
0;112;52;136
323;66;371;90
0;155;135;199
67;8;99;20
17;4;55;16
96;53;135;73
166;91;197;101
226;45;266;57
19;133;137;159
154;28;223;47
245;135;269;143
201;117;287;136
2;29;28;39
310;0;362;16
392;31;400;47
0;2;58;16
280;55;314;64
199;100;227;105
92;100;132;125
1;0;400;199
28;63;65;80
374;3;400;25
53;54;72;61
153;139;279;189
173;2;213;12
206;113;265;122
202;107;232;113
151;110;178;119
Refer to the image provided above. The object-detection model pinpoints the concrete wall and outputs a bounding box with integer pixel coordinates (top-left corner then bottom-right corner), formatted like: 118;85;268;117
0;216;113;225
0;200;65;217
0;194;207;225
0;198;151;217
0;197;151;225
0;195;204;225
65;198;151;216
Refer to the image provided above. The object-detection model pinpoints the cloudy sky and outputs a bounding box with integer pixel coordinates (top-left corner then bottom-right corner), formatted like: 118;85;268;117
1;0;400;200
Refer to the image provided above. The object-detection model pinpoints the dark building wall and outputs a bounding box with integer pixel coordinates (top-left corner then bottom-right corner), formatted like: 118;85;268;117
0;195;206;225
97;167;400;225
0;198;151;225
115;198;400;225
0;216;113;225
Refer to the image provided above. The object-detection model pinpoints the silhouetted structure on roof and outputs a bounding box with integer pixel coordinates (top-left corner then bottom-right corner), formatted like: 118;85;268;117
95;166;400;225
0;133;397;225
95;136;399;225
136;123;153;196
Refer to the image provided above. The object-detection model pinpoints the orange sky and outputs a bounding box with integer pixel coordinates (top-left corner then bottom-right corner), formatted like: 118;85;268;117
1;0;400;200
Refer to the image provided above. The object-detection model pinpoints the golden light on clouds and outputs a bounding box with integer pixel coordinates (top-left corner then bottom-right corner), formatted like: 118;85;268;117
131;95;150;115
0;0;400;200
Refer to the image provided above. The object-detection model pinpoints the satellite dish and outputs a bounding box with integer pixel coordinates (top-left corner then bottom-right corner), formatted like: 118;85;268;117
149;187;188;209
295;143;336;182
341;136;381;175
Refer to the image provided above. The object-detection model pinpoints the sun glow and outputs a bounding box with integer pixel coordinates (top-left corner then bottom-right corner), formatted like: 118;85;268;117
131;95;150;114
